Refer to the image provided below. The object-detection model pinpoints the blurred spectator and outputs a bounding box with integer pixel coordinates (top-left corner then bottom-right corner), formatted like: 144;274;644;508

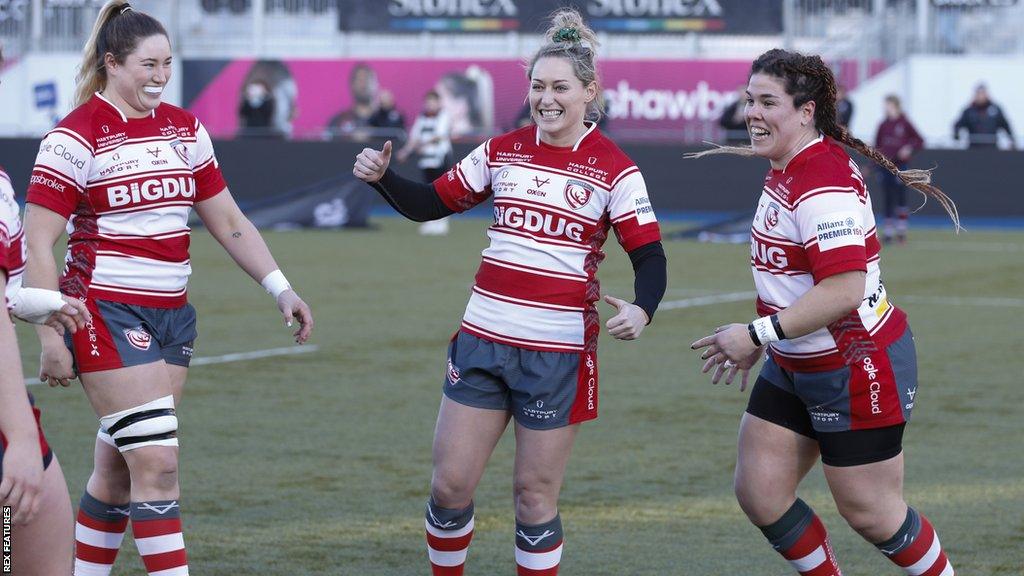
397;90;453;236
241;60;297;138
835;84;853;129
874;95;924;244
326;63;379;141
953;83;1015;149
435;66;494;138
237;79;277;138
368;90;406;137
717;84;749;144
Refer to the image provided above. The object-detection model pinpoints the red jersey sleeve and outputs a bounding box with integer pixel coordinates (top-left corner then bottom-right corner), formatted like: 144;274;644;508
432;140;493;213
192;119;227;201
794;186;868;282
607;167;661;251
26;129;92;218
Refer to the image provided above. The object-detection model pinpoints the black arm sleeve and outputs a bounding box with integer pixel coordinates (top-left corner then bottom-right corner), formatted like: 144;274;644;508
627;240;667;324
369;169;455;222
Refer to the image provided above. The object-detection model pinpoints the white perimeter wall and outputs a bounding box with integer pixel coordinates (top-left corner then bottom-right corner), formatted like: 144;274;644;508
849;55;1023;149
0;53;183;137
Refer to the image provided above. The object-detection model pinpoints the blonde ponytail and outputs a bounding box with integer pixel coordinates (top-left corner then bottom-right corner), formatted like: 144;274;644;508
74;1;168;107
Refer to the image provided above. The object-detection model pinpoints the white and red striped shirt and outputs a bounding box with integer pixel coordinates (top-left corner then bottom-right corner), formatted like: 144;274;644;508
434;123;661;353
750;136;906;371
0;168;26;310
26;93;226;307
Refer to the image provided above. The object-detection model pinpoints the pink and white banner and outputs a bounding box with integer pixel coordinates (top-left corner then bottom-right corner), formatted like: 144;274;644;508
185;58;880;141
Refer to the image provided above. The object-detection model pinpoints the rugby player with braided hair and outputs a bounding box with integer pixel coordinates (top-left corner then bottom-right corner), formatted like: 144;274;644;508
690;49;956;576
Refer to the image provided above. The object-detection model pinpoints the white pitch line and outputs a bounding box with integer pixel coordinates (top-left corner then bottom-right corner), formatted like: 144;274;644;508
909;241;1024;253
659;292;1024;312
660;291;757;310
900;295;1024;308
24;345;318;386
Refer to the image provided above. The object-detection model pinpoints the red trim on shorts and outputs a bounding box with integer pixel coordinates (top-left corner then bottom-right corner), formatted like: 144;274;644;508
70;298;126;373
568;351;598;424
848;344;906;430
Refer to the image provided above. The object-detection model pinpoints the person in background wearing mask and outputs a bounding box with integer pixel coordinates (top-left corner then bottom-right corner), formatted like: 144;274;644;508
237;79;277;138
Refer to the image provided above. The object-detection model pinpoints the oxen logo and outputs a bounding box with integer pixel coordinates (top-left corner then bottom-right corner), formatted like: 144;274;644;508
124;327;152;351
170;139;189;165
564;178;594;210
764;201;781;230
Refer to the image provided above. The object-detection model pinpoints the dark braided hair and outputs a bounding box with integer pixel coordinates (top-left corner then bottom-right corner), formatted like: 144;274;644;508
690;48;960;230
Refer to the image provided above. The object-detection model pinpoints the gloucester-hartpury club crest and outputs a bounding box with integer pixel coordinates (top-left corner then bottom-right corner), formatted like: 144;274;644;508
764;201;781;230
170;139;189;165
564;178;594;210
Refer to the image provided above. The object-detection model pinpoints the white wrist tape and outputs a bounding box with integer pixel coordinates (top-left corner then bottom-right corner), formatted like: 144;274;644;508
8;287;68;324
750;315;782;344
260;269;291;299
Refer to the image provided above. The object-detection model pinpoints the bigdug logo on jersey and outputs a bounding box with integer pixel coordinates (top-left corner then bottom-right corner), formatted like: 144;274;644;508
493;205;585;242
107;176;196;208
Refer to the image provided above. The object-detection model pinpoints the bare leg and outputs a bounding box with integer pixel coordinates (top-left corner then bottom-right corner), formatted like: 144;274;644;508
11;456;74;576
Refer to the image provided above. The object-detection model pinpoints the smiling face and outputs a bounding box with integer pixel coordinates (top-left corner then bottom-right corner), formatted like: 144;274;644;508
745;72;819;170
529;56;596;147
104;34;171;118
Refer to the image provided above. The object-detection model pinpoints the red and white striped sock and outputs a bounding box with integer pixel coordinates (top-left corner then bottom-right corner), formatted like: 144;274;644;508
74;492;130;576
130;500;188;576
515;514;563;576
877;508;953;576
425;498;474;576
760;499;841;576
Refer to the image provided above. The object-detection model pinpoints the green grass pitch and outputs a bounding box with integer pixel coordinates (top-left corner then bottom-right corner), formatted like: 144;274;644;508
16;219;1024;575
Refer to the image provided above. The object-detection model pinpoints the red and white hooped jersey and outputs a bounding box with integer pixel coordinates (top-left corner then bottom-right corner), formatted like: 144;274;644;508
433;123;662;353
1;168;26;309
26;93;226;308
751;136;907;371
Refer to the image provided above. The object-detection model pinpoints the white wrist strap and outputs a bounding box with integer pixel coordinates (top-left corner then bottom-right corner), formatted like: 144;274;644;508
750;316;781;345
9;287;68;324
260;269;291;299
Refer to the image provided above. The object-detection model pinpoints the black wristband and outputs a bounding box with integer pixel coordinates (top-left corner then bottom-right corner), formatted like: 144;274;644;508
748;323;763;346
770;313;787;340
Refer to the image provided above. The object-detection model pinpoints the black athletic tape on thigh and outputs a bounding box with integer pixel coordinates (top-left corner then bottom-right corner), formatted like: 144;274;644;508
113;431;178;448
106;408;176;436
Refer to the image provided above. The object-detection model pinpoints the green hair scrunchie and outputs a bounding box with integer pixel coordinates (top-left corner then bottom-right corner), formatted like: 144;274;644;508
552;27;580;43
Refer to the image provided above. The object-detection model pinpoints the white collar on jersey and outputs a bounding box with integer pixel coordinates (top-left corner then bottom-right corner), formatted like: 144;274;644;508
534;120;597;152
780;133;824;173
94;91;157;123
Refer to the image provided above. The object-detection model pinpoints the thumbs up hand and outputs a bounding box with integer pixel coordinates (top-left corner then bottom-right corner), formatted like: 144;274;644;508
353;140;393;183
603;294;649;341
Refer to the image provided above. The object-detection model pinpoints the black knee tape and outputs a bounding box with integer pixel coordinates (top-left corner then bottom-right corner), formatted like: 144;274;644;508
759;498;814;552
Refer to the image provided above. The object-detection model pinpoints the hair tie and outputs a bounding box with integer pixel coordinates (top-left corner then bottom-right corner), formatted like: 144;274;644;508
552;27;580;43
119;3;132;15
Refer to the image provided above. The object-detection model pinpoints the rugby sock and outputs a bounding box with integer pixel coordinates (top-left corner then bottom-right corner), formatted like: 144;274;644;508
515;514;563;576
130;500;188;576
74;491;130;576
425;498;475;576
876;507;954;575
759;498;842;576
